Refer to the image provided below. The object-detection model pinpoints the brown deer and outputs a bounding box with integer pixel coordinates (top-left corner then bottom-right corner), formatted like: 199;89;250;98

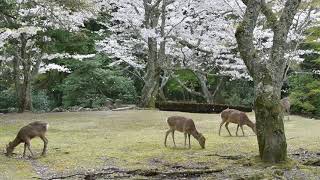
164;116;206;149
280;97;290;120
219;109;256;136
6;121;49;158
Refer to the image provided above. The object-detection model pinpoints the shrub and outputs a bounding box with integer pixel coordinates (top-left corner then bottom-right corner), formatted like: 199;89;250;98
289;74;320;117
61;67;137;108
0;88;17;109
32;90;52;112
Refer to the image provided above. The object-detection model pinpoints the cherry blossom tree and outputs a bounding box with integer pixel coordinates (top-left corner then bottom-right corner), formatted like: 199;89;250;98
0;0;96;112
97;0;319;106
96;0;250;106
235;0;312;162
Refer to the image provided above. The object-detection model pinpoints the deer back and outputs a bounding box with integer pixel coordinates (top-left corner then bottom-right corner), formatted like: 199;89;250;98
221;109;242;123
17;121;48;140
167;116;195;133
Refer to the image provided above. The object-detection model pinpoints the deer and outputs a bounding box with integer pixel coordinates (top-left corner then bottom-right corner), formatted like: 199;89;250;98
6;121;49;158
219;108;256;136
164;116;206;149
280;97;290;120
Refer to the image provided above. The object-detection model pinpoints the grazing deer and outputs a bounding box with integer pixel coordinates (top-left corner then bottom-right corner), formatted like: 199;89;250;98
280;97;290;120
164;116;206;149
219;109;256;136
6;121;49;158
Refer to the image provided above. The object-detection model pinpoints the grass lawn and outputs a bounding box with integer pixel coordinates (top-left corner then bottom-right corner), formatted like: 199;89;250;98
1;110;320;179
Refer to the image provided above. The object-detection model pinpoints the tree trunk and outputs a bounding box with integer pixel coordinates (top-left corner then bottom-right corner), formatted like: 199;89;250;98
139;69;160;107
194;72;213;103
254;83;287;162
235;0;301;163
140;0;166;108
17;33;32;112
13;56;22;111
18;64;32;112
139;38;160;108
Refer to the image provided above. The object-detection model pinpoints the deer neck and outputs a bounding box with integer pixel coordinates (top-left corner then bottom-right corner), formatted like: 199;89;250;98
10;137;22;149
247;121;254;129
190;130;201;140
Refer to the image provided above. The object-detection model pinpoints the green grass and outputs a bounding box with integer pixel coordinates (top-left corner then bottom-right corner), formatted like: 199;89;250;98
0;110;320;179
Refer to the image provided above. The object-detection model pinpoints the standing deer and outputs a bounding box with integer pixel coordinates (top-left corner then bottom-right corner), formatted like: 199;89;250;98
164;116;206;149
280;97;290;120
219;109;256;136
6;121;49;158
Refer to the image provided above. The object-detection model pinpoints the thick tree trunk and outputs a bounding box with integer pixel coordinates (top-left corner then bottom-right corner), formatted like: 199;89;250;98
254;83;287;162
139;69;160;107
235;0;300;163
139;38;160;108
140;0;166;108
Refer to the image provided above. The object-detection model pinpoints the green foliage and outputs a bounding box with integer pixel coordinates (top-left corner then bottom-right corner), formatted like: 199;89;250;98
163;69;254;106
218;79;254;106
288;27;320;117
43;29;96;54
33;29;107;109
32;90;52;112
33;71;65;108
0;87;16;109
61;60;137;108
164;70;203;102
289;74;320;117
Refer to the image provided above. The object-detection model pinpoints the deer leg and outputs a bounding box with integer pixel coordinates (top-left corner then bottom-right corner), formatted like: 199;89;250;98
188;134;191;149
225;122;232;136
172;130;176;147
241;125;245;136
25;140;35;158
236;125;240;136
184;133;187;147
40;136;48;156
23;143;27;158
164;129;171;147
219;121;225;136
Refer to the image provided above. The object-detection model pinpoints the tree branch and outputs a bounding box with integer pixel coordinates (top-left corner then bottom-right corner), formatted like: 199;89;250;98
261;0;278;29
270;0;301;77
167;35;214;54
170;72;203;97
235;0;261;76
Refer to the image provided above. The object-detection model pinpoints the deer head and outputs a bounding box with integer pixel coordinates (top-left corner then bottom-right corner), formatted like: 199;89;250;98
198;134;206;149
6;142;14;156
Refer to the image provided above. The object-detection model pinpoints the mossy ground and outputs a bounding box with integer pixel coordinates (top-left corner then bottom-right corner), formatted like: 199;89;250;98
0;110;320;179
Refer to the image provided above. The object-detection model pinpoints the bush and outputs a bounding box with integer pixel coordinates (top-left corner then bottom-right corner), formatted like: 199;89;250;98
61;67;137;108
0;88;17;109
289;74;320;117
32;90;52;112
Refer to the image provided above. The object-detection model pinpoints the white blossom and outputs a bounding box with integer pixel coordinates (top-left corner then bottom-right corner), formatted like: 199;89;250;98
39;63;71;73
